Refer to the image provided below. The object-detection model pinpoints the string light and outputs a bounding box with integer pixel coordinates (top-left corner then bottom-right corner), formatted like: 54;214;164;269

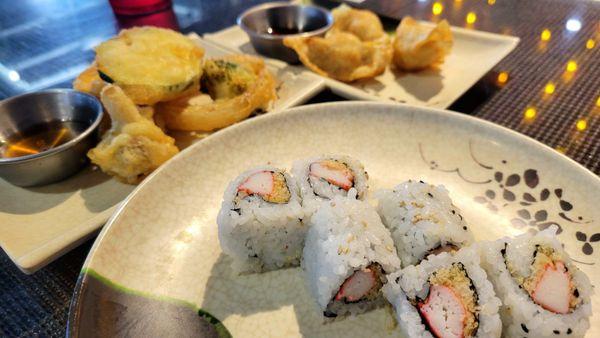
586;39;596;49
432;2;443;15
576;119;587;131
524;107;537;120
497;72;509;84
540;29;551;41
466;12;477;24
544;82;555;94
566;60;577;72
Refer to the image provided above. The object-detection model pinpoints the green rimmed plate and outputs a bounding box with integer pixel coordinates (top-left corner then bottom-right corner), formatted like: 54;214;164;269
68;102;599;337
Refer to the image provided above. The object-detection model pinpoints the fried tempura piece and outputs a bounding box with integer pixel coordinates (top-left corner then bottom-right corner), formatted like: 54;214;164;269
157;55;276;131
284;5;391;82
95;27;204;105
73;63;107;97
88;85;179;184
392;17;453;71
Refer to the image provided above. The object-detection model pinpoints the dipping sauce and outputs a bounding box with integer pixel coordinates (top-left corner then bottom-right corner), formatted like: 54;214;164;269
0;121;88;159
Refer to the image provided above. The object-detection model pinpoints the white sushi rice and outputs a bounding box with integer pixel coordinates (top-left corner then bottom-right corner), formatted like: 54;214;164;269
480;227;592;337
303;189;401;317
383;246;502;338
217;166;305;273
375;180;474;267
292;155;369;216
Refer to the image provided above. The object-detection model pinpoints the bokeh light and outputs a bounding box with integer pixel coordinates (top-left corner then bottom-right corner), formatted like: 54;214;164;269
487;0;496;5
566;19;582;32
586;39;596;49
466;12;477;24
576;119;587;131
524;107;537;120
544;82;555;94
432;2;443;15
540;29;551;41
8;70;20;82
566;60;577;72
497;72;509;84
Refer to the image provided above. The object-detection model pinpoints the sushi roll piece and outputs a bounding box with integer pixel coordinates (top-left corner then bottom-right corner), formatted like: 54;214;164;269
480;227;592;337
292;155;368;215
217;166;305;273
383;246;502;338
376;180;474;267
303;189;401;318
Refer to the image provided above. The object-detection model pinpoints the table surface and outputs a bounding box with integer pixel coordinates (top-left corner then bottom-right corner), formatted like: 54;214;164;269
0;0;598;336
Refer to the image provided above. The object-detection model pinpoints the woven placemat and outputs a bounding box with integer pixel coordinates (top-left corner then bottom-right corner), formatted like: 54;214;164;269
0;240;92;337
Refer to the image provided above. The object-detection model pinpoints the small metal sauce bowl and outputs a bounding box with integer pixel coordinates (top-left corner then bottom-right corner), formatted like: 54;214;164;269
237;2;333;63
0;89;103;187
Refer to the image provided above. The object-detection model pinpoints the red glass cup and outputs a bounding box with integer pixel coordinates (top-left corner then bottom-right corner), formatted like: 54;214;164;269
109;0;172;16
115;7;180;30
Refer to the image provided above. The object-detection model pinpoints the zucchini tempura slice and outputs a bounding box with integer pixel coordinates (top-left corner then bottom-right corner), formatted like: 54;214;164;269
88;85;179;184
156;55;276;132
392;17;453;71
95;27;204;105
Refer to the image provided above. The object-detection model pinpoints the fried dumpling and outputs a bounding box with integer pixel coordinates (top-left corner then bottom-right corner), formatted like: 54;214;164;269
392;17;453;71
283;5;391;82
330;4;387;42
284;32;390;82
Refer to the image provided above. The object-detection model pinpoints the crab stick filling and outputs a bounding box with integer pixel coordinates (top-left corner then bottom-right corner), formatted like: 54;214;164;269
514;245;580;314
237;171;290;204
309;160;354;191
416;263;478;338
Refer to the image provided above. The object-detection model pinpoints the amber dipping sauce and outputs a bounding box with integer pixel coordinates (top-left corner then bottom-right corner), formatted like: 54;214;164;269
0;121;88;159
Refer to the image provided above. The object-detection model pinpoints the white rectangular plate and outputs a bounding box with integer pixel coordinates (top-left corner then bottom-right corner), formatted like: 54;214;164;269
0;35;324;274
204;24;519;108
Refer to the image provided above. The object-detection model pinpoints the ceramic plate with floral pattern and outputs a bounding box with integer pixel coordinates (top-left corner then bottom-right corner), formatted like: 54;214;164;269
68;102;599;337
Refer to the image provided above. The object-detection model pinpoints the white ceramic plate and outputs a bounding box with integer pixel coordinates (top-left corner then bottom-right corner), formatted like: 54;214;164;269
204;24;519;108
0;35;324;273
68;102;599;337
